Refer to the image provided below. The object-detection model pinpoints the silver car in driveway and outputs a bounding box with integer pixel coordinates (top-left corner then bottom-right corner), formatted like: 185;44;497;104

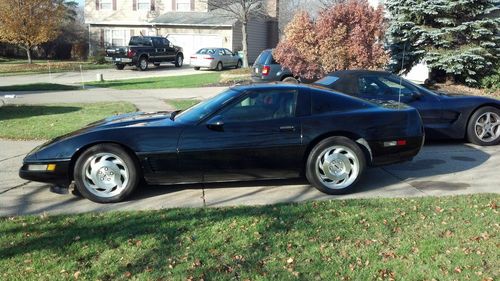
190;48;243;71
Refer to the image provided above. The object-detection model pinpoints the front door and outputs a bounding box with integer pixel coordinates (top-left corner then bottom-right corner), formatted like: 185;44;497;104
177;89;304;182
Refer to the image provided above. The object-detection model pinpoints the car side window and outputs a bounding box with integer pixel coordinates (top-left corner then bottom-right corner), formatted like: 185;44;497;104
218;49;225;56
222;90;298;122
162;38;170;47
359;76;416;99
152;38;163;48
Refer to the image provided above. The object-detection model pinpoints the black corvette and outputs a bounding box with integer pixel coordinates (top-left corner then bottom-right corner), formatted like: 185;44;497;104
314;70;500;146
20;84;424;203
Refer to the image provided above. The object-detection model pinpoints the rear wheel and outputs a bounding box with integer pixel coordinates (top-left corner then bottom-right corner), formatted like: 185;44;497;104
235;60;242;69
216;62;223;71
73;144;140;203
194;67;200;70
115;64;125;70
467;106;500;146
282;77;299;84
138;56;148;71
306;136;365;195
175;54;183;67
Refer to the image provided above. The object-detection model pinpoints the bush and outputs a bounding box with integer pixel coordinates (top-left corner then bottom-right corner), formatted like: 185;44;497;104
481;68;500;92
89;50;107;64
274;0;388;79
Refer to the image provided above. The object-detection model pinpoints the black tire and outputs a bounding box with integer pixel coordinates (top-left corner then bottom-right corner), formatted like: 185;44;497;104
115;64;125;70
194;67;200;70
138;56;148;71
282;77;299;84
175;54;183;67
467;106;500;146
306;136;366;195
216;62;223;71
73;144;140;203
235;60;242;69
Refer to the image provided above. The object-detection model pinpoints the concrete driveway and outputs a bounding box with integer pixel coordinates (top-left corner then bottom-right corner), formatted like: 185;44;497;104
0;64;203;87
1;139;498;216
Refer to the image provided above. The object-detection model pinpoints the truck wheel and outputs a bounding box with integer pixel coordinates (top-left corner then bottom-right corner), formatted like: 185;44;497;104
175;54;183;67
115;64;125;70
138;56;148;71
194;67;200;70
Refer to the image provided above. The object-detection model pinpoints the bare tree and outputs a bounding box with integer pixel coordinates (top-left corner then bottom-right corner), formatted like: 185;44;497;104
201;0;268;67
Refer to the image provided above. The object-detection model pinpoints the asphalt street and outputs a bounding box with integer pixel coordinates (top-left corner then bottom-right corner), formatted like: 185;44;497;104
1;139;498;216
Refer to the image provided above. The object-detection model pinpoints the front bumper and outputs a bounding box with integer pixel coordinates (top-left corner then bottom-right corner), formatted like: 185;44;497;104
19;160;71;187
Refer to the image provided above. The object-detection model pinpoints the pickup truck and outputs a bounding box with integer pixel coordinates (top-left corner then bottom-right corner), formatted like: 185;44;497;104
105;36;184;71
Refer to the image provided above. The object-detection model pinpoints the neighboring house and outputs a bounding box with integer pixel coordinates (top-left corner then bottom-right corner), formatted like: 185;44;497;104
85;0;279;64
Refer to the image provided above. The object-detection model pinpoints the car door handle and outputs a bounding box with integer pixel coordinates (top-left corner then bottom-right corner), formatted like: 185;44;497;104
279;125;296;132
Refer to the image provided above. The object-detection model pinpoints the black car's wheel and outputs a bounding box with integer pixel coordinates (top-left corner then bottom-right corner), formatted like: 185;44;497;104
306;136;366;195
194;67;200;70
235;60;242;69
138;56;148;71
467;106;500;146
282;77;299;84
175;54;183;67
115;64;125;70
216;62;223;71
73;144;140;203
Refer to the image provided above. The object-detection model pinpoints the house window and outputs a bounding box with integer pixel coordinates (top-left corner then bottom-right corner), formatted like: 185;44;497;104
100;0;112;10
176;0;191;11
137;0;151;11
105;29;127;47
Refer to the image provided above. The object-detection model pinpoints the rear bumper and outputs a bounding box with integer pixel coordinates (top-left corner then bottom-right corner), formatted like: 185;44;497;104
105;57;133;64
190;60;217;68
19;160;71;187
369;136;424;166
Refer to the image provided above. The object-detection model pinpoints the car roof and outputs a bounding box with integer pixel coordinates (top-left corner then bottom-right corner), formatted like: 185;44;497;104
327;69;392;78
230;83;350;94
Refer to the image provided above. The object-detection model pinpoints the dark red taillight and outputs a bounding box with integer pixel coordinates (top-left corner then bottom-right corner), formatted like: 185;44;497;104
262;65;270;76
127;49;136;58
397;140;407;146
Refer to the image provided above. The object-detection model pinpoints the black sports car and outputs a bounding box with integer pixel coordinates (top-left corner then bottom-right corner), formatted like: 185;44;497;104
314;70;500;146
20;84;424;203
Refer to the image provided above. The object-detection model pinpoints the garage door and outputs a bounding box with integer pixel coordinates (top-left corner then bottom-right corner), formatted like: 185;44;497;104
167;34;223;64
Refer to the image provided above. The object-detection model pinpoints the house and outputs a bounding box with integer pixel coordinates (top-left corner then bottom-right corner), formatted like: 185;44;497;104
84;0;279;64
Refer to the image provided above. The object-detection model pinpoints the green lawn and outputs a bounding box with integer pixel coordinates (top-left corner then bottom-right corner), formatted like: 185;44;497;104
0;102;136;140
165;98;201;110
87;73;221;90
0;194;497;280
0;83;81;92
0;57;112;76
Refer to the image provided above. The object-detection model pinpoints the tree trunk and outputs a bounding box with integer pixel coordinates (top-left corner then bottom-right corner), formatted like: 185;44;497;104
26;47;32;64
242;21;249;68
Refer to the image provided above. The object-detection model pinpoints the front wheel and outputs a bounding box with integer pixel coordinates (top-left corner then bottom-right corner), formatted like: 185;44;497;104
467;106;500;146
73;144;140;203
175;54;183;67
306;136;366;195
216;62;223;71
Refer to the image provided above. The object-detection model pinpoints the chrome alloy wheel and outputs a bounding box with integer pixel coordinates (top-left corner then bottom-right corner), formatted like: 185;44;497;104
474;112;500;143
177;56;183;66
140;59;147;70
315;145;360;189
81;153;129;198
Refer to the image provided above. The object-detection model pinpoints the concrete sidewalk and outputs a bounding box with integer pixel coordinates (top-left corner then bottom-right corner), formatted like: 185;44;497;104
1;139;498;216
1;87;226;112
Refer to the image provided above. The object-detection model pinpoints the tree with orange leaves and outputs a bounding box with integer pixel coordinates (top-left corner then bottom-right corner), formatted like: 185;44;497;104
274;0;388;79
0;0;66;63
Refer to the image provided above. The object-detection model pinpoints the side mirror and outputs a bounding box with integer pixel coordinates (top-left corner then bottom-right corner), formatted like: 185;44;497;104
206;115;224;131
411;92;423;101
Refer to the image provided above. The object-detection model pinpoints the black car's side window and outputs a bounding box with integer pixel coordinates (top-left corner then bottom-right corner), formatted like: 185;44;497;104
162;38;170;47
358;76;416;99
152;38;163;48
311;89;362;114
222;90;298;122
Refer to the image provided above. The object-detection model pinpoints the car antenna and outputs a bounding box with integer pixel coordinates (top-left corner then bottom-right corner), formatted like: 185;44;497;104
398;41;406;110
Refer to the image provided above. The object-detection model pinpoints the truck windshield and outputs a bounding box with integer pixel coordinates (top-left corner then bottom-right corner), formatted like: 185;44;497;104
129;37;152;46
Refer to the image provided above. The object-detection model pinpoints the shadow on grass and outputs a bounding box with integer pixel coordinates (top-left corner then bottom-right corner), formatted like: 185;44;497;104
0;83;81;92
0;105;81;120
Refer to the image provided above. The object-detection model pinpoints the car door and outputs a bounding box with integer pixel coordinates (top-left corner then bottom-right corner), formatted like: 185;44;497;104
224;48;236;67
177;89;304;182
151;37;165;62
356;75;443;127
163;38;176;61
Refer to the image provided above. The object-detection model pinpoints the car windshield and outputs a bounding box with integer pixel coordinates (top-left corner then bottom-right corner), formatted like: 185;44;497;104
197;48;217;55
174;89;240;123
388;74;439;96
129;36;152;46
